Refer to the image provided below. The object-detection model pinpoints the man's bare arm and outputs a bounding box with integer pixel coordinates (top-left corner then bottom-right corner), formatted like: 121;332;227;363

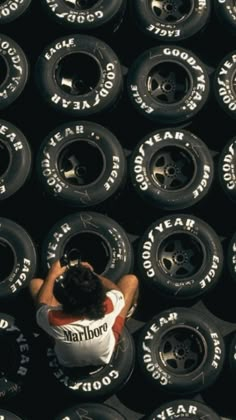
36;260;67;306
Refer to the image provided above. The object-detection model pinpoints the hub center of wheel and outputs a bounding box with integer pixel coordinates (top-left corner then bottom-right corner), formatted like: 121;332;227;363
164;165;180;177
173;251;188;265
174;345;189;359
163;1;176;13
162;80;175;93
75;165;86;177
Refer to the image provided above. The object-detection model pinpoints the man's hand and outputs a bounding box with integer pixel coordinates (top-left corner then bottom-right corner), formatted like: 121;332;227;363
80;261;94;271
48;260;67;279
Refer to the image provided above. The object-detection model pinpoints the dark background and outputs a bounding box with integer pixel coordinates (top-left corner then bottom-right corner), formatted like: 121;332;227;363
1;1;236;419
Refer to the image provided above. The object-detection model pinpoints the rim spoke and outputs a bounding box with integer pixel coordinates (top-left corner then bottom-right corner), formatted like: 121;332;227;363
68;155;80;170
171;8;184;20
153;166;165;177
162;175;175;189
173;239;185;252
187;351;198;364
182;261;196;275
60;77;73;90
174;172;188;186
163;350;175;361
65;0;77;5
183;338;192;348
175;358;187;370
165;90;176;103
63;168;77;180
166;71;176;84
161;251;174;262
151;0;164;10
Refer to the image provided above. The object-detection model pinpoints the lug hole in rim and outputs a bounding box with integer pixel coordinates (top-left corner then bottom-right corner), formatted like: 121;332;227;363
0;140;10;177
0;241;15;282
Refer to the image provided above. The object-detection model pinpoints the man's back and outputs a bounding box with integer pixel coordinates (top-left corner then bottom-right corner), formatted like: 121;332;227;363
36;289;125;367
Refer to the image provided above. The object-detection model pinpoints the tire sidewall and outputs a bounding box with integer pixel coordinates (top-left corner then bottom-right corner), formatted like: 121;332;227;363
0;119;31;200
0;218;37;298
129;128;214;210
0;0;31;23
0;34;28;109
41;211;133;282
35;34;123;117
47;326;135;400
137;307;225;394
42;0;125;30
137;214;223;299
218;136;236;201
133;0;211;41
146;399;221;419
214;50;236;119
0;313;31;400
127;45;209;124
214;0;236;33
37;121;126;207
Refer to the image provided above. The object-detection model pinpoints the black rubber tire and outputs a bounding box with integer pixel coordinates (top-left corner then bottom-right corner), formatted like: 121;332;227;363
127;45;210;125
0;410;22;419
0;313;31;401
227;232;236;283
137;307;225;394
35;34;123;117
0;217;37;299
132;0;211;42
229;332;236;378
0;119;32;200
214;0;236;34
41;211;133;282
0;0;31;23
47;326;135;400
129;128;214;211
36;120;127;207
41;0;126;31
137;214;223;300
145;399;221;419
55;403;127;419
214;50;236;120
0;34;28;110
218;136;236;202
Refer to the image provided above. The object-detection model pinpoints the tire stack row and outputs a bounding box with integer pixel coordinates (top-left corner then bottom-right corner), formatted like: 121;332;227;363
1;1;236;419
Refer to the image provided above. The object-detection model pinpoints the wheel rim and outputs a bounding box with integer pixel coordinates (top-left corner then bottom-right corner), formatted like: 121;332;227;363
159;326;206;374
63;232;111;274
150;0;194;23
58;140;105;186
55;53;101;96
0;55;9;89
0;240;16;283
0;140;10;177
63;0;99;10
158;233;205;279
0;334;16;379
147;62;191;103
150;146;195;190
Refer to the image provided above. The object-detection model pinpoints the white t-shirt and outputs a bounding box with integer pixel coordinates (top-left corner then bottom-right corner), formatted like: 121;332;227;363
36;289;125;367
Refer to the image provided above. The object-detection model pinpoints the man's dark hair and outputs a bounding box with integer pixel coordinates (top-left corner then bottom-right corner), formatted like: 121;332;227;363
58;264;106;319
